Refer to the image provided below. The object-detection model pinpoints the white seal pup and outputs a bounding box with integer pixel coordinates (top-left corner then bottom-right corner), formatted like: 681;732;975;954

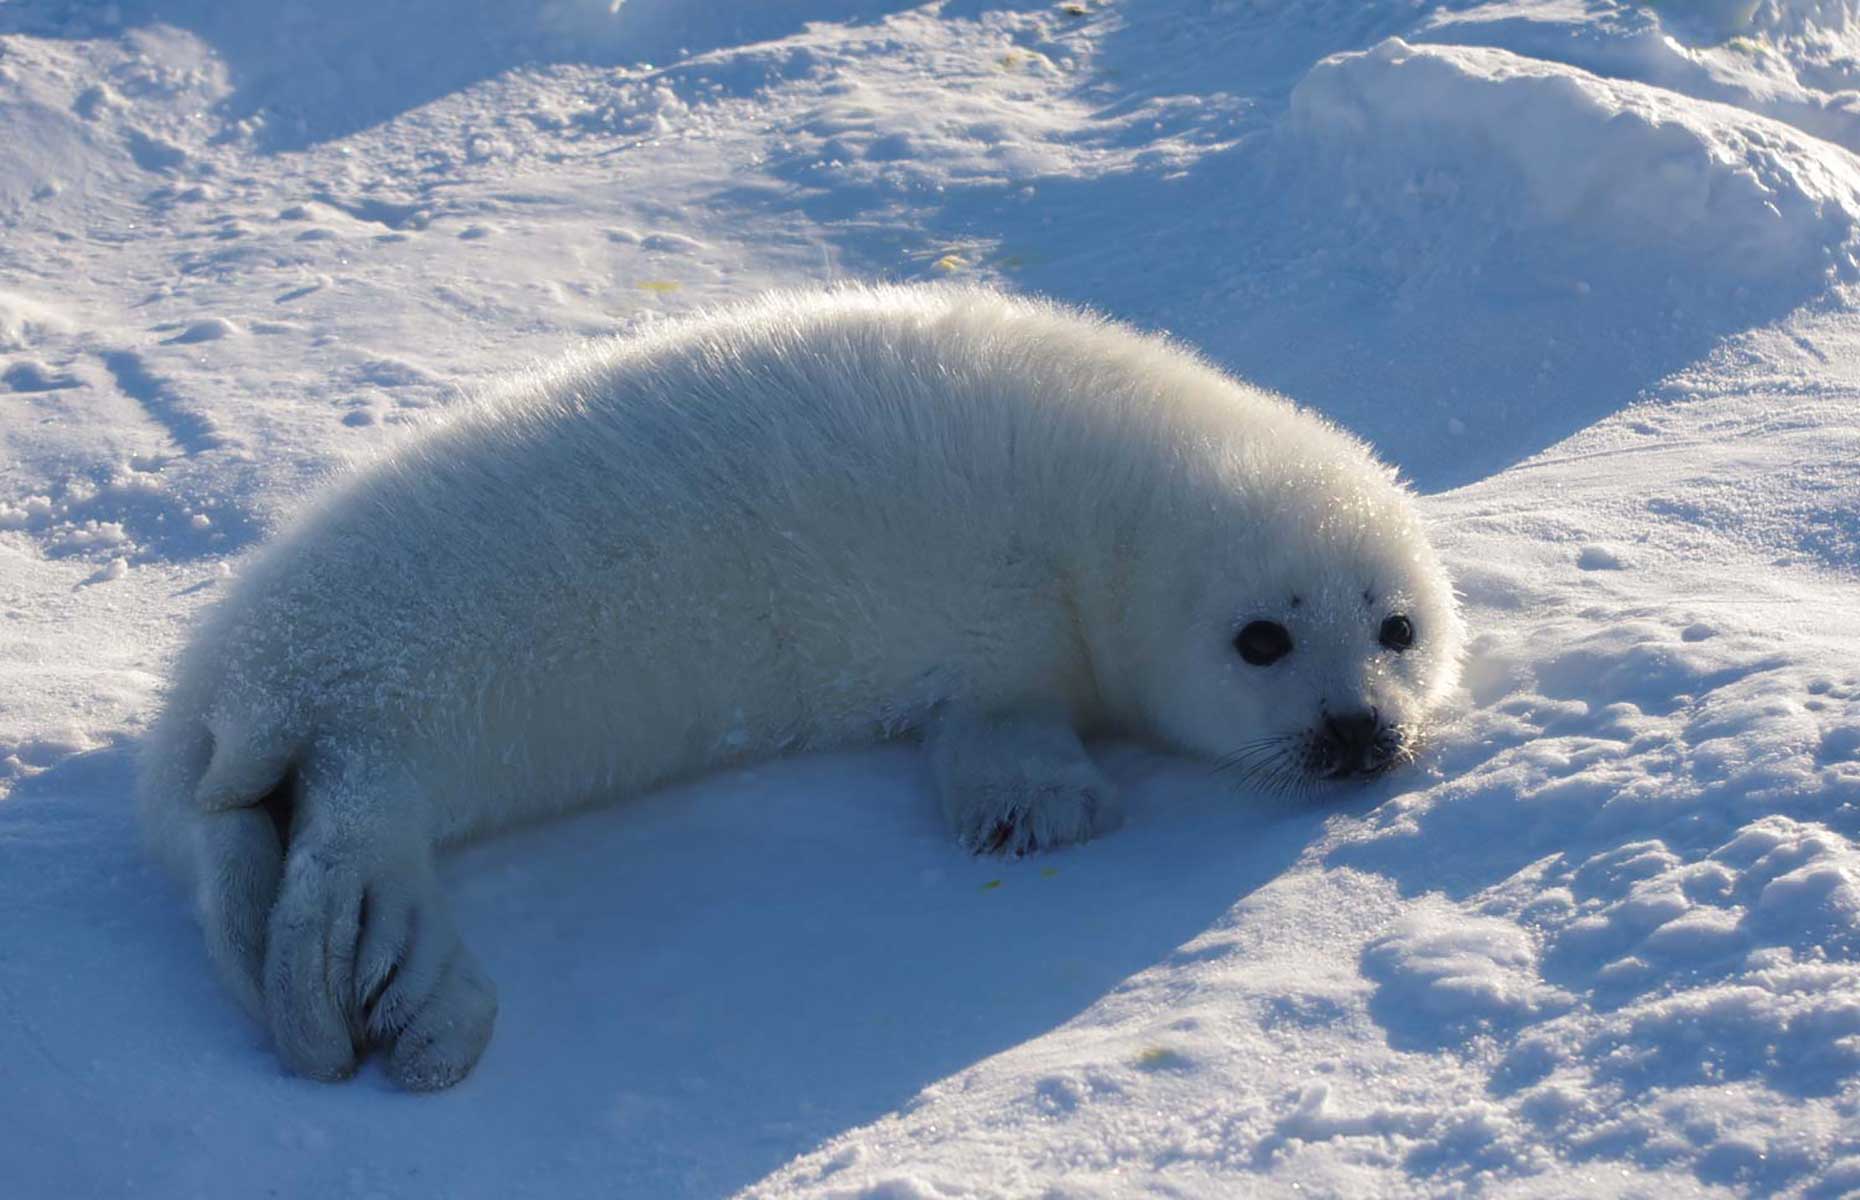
137;285;1464;1089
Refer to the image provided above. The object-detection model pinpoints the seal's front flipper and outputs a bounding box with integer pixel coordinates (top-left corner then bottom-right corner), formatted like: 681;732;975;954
924;705;1123;856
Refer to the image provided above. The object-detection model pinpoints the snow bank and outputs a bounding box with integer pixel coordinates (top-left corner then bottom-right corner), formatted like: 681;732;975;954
1141;32;1860;488
1411;1;1860;166
1290;38;1860;288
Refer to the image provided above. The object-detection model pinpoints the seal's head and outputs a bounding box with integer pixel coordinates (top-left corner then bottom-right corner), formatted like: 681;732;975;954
1109;414;1464;794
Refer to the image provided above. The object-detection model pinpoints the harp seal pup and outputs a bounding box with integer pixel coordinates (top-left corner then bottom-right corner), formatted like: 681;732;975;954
137;285;1464;1090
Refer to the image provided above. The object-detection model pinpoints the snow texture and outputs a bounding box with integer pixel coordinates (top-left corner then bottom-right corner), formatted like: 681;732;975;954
4;0;1860;1197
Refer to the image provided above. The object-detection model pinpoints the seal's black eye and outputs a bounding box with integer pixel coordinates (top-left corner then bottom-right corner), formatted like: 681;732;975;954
1379;614;1415;652
1235;620;1293;666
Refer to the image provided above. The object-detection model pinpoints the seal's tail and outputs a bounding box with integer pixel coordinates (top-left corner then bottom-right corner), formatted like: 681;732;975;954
137;706;295;1020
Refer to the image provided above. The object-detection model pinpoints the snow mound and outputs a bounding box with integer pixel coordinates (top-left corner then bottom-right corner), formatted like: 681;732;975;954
1412;0;1860;155
0;291;74;351
161;317;239;345
1746;0;1860;38
1161;33;1860;487
1290;38;1860;288
1364;904;1569;1039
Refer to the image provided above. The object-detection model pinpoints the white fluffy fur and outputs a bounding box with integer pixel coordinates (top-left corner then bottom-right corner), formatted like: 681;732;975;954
138;284;1463;1088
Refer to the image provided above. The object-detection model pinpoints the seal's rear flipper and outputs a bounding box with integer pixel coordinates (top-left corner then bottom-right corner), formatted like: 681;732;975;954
186;722;299;1019
196;721;296;813
194;803;286;1020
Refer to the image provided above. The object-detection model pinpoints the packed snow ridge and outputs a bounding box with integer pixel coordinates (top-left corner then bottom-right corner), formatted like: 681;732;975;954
1292;38;1860;286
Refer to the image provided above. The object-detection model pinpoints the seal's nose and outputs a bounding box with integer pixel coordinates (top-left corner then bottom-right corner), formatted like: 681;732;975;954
1321;710;1380;775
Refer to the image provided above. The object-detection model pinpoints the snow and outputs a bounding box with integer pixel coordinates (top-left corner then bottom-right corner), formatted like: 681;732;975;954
4;0;1860;1196
1291;37;1860;283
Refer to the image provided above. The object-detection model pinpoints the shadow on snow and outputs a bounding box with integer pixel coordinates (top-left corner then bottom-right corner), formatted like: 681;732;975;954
1;740;1325;1198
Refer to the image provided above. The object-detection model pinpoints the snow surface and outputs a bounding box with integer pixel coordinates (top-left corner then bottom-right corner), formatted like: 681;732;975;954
4;0;1860;1196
